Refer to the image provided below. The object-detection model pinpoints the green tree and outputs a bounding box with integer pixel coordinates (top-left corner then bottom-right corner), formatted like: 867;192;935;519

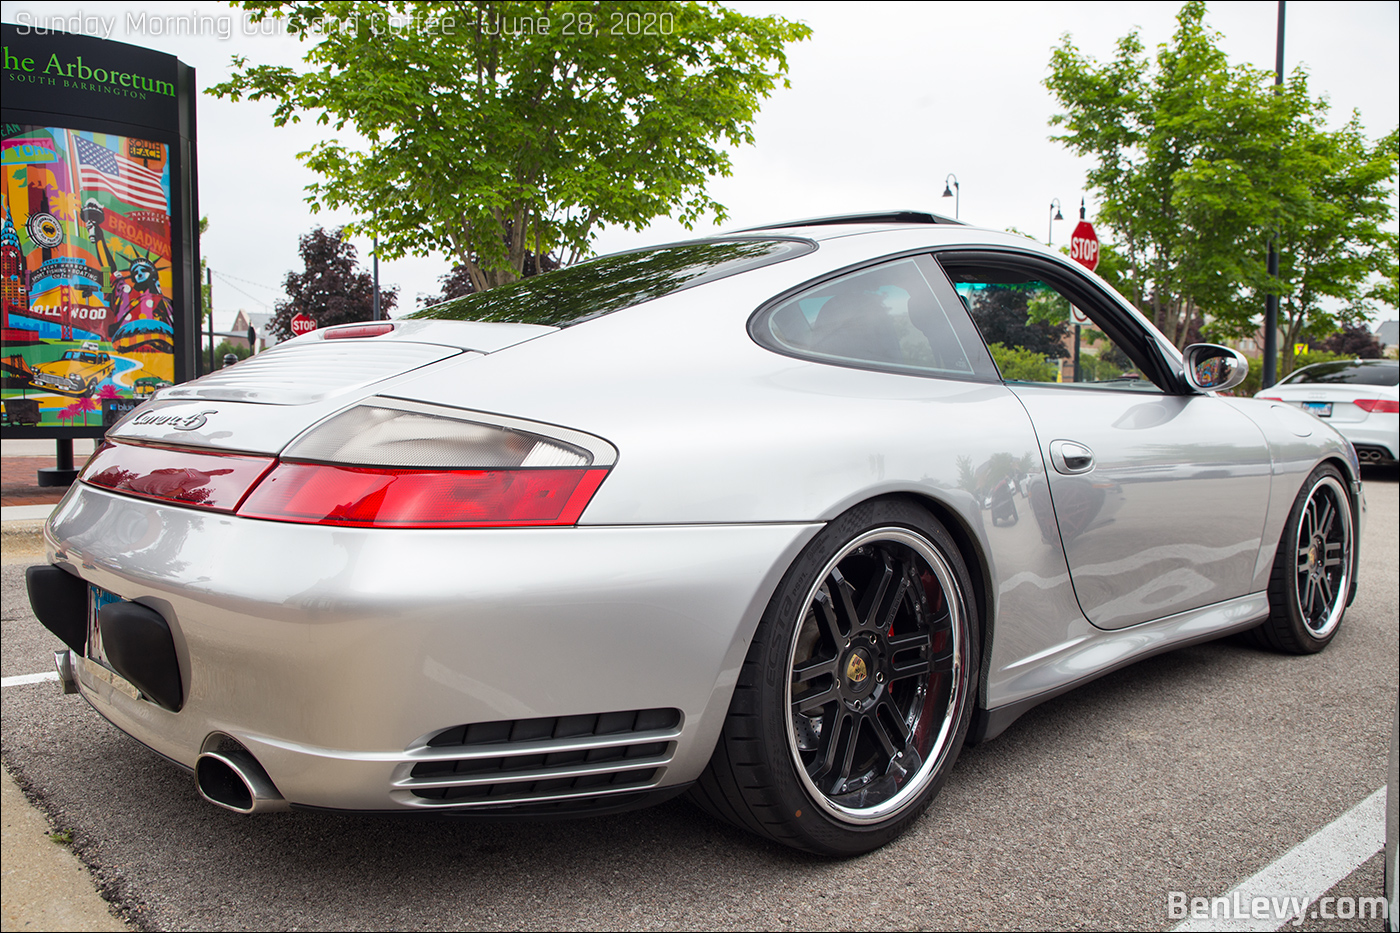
211;1;809;291
987;342;1057;383
198;215;211;318
965;284;1069;360
213;339;252;367
1045;2;1397;362
1260;125;1398;374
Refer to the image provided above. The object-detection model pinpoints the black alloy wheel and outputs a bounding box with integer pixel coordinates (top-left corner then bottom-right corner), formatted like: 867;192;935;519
691;499;978;856
1254;465;1355;654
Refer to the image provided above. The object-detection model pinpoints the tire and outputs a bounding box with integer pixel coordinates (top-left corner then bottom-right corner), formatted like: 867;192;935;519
690;499;979;856
1252;465;1355;654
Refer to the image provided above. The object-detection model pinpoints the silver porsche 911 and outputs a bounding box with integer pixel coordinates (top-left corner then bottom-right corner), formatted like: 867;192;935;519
28;212;1364;856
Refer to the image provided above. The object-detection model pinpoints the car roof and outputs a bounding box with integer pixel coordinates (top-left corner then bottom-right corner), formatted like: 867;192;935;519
735;210;964;233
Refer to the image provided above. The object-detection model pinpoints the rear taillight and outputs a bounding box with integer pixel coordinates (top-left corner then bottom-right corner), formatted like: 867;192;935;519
237;464;609;527
1353;398;1399;414
82;443;275;512
1257;396;1283;401
83;401;616;528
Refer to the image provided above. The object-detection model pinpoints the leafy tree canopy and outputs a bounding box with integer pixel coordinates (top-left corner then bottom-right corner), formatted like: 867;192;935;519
211;1;810;291
1319;322;1384;359
986;342;1058;383
271;226;398;339
964;284;1070;360
419;222;560;307
1046;1;1397;372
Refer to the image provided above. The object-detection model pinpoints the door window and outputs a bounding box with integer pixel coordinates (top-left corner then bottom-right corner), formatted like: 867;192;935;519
935;254;1175;392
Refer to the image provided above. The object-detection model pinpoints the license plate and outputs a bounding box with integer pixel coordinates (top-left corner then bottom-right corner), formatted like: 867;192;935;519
87;585;123;663
84;585;142;700
1302;401;1333;417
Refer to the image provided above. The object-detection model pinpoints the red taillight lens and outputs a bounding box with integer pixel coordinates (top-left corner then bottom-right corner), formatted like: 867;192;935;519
85;402;616;527
235;463;610;528
1257;396;1283;401
82;443;275;511
1353;398;1399;414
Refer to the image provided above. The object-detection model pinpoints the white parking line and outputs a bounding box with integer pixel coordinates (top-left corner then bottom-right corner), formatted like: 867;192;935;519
1171;787;1386;931
1;671;59;688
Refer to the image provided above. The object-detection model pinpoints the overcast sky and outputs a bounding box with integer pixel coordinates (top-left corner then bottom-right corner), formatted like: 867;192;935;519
3;0;1396;329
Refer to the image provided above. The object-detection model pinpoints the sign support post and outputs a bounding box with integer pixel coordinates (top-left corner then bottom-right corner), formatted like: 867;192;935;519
1068;199;1100;385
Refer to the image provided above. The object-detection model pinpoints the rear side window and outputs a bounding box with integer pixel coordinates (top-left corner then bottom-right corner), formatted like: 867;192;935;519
411;237;814;327
751;255;997;380
1281;361;1398;386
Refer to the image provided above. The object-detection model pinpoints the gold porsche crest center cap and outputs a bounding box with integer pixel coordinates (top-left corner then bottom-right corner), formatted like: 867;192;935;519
846;653;868;684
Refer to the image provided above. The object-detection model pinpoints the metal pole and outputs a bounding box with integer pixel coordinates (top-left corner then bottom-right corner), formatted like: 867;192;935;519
1262;1;1285;388
1073;198;1085;383
206;267;214;376
372;237;380;322
37;437;77;487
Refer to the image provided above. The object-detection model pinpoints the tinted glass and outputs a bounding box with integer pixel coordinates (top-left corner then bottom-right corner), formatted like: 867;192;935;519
756;256;985;378
943;264;1159;391
411;238;814;327
1280;361;1398;387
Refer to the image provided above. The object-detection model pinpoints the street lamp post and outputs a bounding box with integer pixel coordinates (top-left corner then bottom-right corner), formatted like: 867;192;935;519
942;174;960;220
1048;198;1064;245
1262;1;1285;388
372;236;381;322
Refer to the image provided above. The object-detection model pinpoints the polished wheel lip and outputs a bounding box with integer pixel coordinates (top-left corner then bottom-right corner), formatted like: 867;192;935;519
1293;474;1353;640
783;526;967;825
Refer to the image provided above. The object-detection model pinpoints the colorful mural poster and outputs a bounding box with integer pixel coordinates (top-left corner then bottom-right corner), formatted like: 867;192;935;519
1;125;175;428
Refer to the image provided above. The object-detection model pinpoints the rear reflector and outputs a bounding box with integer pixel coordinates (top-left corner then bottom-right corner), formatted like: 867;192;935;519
1353;398;1399;414
82;443;275;512
236;463;610;527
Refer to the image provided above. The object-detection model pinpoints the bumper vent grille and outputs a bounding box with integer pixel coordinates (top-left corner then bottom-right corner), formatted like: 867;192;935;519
398;708;682;807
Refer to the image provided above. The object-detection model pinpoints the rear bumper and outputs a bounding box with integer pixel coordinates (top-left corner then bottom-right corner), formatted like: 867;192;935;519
40;485;820;811
1335;417;1399;462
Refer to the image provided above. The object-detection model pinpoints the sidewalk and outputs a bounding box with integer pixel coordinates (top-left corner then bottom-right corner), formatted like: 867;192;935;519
1;438;97;510
1;438;129;932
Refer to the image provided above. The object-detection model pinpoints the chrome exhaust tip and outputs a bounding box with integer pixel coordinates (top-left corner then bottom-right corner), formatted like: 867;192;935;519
53;650;79;694
195;741;289;814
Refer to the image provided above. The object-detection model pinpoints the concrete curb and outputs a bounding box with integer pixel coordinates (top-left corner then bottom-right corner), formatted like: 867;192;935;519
3;499;126;932
0;763;132;932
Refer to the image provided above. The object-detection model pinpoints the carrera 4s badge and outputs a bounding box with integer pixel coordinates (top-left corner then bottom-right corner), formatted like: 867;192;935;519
131;409;217;431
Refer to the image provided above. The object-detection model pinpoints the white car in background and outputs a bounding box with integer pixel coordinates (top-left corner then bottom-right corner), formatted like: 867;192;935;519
1258;360;1400;465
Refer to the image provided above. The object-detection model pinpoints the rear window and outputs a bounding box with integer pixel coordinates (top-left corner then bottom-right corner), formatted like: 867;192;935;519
751;254;997;381
411;238;815;327
1281;361;1398;387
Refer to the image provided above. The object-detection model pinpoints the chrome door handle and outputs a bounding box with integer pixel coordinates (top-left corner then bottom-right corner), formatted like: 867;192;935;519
1049;440;1095;475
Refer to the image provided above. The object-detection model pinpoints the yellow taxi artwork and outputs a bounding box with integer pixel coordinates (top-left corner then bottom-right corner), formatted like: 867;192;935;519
133;376;170;397
29;342;116;397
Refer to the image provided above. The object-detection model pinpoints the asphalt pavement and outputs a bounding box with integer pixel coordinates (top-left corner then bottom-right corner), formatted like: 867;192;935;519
1;455;1396;931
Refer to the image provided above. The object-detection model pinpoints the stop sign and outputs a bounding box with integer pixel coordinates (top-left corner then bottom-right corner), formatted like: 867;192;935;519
1069;220;1100;272
290;313;317;336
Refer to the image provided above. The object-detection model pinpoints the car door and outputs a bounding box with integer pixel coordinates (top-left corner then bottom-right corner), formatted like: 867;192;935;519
928;250;1273;630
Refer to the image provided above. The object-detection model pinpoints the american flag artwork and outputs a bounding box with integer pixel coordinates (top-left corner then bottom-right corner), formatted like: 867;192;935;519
74;135;168;213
